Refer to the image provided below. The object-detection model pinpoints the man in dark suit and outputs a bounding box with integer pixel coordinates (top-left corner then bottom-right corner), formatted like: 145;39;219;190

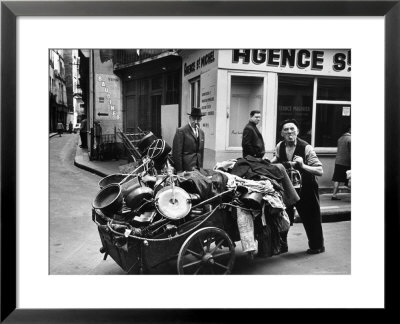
172;107;205;175
242;110;265;158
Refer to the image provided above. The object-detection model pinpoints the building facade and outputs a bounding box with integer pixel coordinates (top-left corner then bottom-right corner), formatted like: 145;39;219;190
180;49;351;187
49;50;68;132
82;49;182;158
113;49;181;146
63;49;83;129
78;49;350;188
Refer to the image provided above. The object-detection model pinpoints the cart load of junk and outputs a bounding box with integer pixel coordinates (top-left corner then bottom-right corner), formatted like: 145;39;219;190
92;131;300;275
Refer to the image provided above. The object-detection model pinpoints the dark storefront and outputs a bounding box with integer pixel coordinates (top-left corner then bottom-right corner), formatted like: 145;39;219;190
113;50;181;137
276;75;351;147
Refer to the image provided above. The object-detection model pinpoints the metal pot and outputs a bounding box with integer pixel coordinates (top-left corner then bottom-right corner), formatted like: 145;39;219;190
240;191;264;210
93;161;151;216
125;186;154;212
122;177;141;195
92;184;123;216
137;131;158;156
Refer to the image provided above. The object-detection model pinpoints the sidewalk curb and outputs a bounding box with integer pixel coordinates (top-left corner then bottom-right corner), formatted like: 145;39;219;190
321;211;351;223
74;154;108;178
294;211;351;224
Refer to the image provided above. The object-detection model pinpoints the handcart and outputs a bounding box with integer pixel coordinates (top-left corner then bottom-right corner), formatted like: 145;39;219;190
92;188;243;275
91;137;243;274
91;134;287;275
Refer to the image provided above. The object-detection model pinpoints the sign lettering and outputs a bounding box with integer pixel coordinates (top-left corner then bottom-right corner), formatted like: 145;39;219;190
233;49;351;72
184;51;215;76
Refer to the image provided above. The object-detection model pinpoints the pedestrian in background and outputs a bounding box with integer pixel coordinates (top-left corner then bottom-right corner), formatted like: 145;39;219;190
56;121;64;137
241;110;265;158
68;121;73;134
172;107;205;175
79;116;88;148
332;125;351;200
272;119;325;255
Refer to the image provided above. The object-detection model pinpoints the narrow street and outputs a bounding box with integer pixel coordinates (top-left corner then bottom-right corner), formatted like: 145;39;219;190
49;133;124;274
50;134;351;275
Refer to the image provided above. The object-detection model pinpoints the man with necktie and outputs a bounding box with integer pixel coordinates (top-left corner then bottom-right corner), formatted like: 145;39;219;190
172;107;205;175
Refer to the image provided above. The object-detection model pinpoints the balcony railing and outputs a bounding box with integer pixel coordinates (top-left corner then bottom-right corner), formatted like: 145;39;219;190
112;49;177;67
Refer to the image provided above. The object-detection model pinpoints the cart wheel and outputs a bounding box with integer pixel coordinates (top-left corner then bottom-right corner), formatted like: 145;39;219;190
177;227;235;275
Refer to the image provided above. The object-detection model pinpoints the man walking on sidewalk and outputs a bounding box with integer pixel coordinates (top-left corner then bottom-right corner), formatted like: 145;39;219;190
56;121;64;137
272;119;325;255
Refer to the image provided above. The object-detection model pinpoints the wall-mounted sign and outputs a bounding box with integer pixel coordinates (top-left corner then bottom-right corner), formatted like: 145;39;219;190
219;49;351;77
200;69;217;143
342;106;351;116
95;74;121;120
184;50;216;76
233;49;351;72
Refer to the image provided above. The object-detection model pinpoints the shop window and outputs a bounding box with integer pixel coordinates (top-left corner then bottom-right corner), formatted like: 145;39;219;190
277;75;313;144
317;78;350;101
277;75;351;148
229;75;264;148
315;77;351;148
190;77;200;109
166;72;179;104
315;104;351;147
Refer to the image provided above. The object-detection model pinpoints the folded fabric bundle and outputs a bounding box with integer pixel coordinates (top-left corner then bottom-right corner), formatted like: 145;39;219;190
236;208;257;253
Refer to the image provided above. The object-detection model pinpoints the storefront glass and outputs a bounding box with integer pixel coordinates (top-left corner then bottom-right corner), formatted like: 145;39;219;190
277;75;351;148
229;75;264;148
276;75;313;144
315;103;351;147
315;77;351;147
317;78;351;101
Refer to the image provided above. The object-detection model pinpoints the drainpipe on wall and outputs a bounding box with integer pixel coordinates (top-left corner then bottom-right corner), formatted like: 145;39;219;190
88;49;95;159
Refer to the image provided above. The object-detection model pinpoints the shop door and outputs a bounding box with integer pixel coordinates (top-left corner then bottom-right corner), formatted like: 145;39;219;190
125;95;137;130
228;75;264;148
151;94;162;137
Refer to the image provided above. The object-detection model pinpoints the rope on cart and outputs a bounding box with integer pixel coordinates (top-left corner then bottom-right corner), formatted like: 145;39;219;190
221;202;260;213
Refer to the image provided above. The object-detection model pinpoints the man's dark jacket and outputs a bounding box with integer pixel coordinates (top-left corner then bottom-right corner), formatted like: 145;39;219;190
242;121;265;158
172;124;205;172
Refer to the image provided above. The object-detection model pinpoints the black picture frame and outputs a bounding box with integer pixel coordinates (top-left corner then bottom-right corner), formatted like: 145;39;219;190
1;0;398;322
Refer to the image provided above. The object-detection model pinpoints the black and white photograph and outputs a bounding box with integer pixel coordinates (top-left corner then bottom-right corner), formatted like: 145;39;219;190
49;48;351;275
3;3;394;319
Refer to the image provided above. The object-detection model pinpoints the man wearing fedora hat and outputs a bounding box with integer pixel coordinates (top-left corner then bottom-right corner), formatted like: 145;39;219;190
172;107;205;175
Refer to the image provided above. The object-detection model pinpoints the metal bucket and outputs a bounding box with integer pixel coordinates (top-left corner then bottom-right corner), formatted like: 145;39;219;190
240;191;264;210
137;132;158;156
